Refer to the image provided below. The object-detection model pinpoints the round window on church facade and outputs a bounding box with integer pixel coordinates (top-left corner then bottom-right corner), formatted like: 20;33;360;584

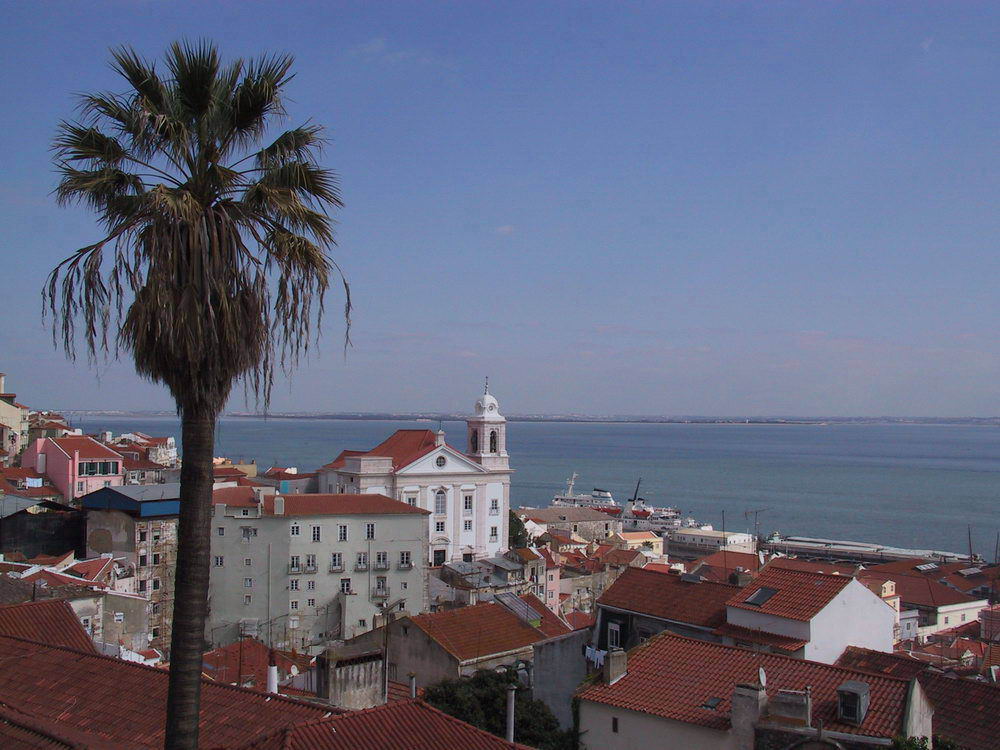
436;456;446;468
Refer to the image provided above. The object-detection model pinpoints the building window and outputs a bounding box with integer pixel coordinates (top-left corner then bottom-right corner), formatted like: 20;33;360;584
290;555;300;571
608;622;621;649
406;496;416;506
365;522;376;540
376;576;387;592
489;430;498;453
217;527;225;536
330;552;342;570
471;429;479;453
152;553;160;565
490;498;499;514
152;579;160;591
241;509;249;516
213;556;224;567
138;580;147;593
401;581;408;590
359;618;367;628
307;598;315;607
548;590;554;599
436;456;446;468
464;495;474;511
139;530;147;542
244;558;252;566
77;482;84;492
340;578;352;594
305;554;316;570
290;600;299;610
139;554;148;567
400;551;411;567
490;526;498;540
307;580;315;591
434;490;447;515
290;579;299;591
151;627;159;638
338;524;348;542
356;552;368;569
464;520;473;531
376;551;388;568
612;717;618;734
311;525;321;542
244;578;254;588
243;594;252;605
435;521;445;533
290;523;300;536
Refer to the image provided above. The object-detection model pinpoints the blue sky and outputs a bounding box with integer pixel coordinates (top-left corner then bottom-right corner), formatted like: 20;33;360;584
2;1;998;416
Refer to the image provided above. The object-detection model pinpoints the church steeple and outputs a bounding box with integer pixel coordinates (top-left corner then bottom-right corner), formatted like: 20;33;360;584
467;382;508;470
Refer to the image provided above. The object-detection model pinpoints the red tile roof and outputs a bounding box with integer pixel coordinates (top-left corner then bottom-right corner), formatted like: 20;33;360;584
0;600;97;653
765;557;860;576
918;671;1000;749
712;623;808;652
565;611;597;630
234;699;532;750
408;600;557;662
322;430;456;473
202;638;313;690
577;633;911;738
860;569;980;608
123;457;163;471
727;566;852;622
0;702;125;750
835;646;928;680
0;635;331;748
519;593;572;638
213;466;248;478
212;486;259;507
50;436;122;461
598;567;737;629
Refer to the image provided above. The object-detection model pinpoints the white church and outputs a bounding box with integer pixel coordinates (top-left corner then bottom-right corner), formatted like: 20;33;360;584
318;386;512;565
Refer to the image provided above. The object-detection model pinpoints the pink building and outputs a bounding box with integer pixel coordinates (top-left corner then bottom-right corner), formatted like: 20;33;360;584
538;547;562;613
21;436;124;502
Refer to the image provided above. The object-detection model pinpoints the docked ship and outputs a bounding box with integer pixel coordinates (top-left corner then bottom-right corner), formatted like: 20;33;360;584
552;474;701;533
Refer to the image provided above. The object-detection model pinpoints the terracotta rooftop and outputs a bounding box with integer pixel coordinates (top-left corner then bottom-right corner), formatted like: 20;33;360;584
597;567;736;629
565;611;597;630
277;494;430;517
835;645;928;680
712;623;808;652
50;436;123;461
727;566;852;622
0;634;332;748
233;699;533;750
323;430;453;473
577;633;911;738
202;638;314;690
765;557;861;576
0;600;97;653
859;569;981;608
408;596;567;662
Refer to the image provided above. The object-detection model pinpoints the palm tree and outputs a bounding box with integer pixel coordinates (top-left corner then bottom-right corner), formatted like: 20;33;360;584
47;41;347;749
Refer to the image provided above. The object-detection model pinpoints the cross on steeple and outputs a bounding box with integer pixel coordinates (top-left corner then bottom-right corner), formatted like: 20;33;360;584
484;376;489;395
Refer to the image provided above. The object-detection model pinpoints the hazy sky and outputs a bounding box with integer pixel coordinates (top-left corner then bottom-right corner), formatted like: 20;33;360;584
2;2;998;416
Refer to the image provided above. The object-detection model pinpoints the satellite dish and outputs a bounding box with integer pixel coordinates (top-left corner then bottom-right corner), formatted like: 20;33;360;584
758;667;766;687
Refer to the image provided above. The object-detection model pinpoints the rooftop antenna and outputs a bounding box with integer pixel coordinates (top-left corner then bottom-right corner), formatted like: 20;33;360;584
484;376;490;395
968;524;974;563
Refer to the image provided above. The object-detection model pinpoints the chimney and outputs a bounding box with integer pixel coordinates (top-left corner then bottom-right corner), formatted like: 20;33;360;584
273;495;284;515
0;373;5;392
506;683;517;742
267;649;279;694
435;429;445;447
730;681;767;750
409;672;417;699
604;648;627;685
767;688;812;727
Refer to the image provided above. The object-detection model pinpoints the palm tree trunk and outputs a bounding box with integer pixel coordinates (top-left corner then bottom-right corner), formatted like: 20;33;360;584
164;409;217;749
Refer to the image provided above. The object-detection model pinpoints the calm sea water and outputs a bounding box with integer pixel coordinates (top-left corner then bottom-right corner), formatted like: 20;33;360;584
78;416;1000;555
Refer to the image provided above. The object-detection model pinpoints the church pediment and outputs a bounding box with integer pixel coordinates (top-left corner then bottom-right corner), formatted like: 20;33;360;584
397;445;487;475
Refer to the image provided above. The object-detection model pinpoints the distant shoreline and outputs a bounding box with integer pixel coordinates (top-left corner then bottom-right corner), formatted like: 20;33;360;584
56;411;1000;426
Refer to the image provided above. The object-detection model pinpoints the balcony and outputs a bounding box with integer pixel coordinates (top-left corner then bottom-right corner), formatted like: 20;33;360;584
397;561;413;571
328;563;344;573
373;560;390;571
489;508;500;516
489;536;499;543
287;564;302;574
371;586;390;600
355;562;369;572
303;564;318;574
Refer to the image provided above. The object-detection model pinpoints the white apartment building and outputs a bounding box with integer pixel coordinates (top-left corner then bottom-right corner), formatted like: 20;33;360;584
317;386;513;565
208;488;430;649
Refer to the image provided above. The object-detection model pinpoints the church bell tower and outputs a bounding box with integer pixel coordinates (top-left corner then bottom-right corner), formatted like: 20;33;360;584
466;379;509;471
